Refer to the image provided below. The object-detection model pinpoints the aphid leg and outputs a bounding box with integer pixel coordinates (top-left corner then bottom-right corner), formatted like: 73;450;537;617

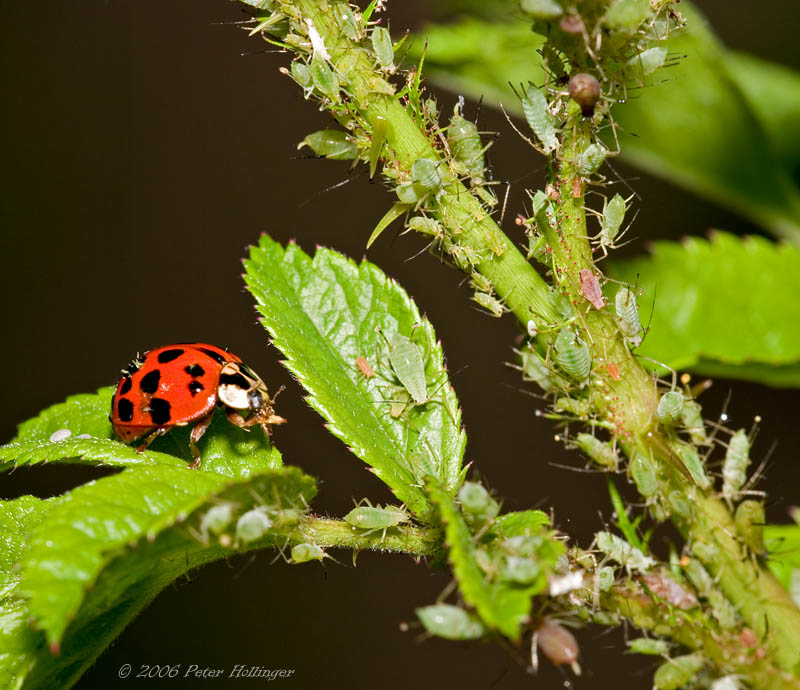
189;413;215;468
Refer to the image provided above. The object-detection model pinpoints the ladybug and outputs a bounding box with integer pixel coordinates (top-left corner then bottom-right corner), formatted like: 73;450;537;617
110;343;286;468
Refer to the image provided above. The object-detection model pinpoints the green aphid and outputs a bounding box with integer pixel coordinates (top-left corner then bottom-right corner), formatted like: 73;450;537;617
447;102;488;185
599;194;627;252
411;158;443;192
722;429;750;500
554;328;592;384
458;481;499;524
344;503;409;540
675;442;711;489
200;504;235;537
555;395;590;417
376;328;435;410
520;0;563;20
603;0;652;31
627;47;668;77
630;449;658;497
407;216;443;237
522;84;559;153
235;508;272;544
667;490;693;521
597;565;615;592
289;61;312;91
299;130;357;160
734;500;765;555
680;400;707;445
310;54;339;99
416;604;485;640
596;531;655;573
371;26;394;71
502;556;540;584
517;348;553;391
576;142;608;177
472;290;505;317
291;542;326;563
627;638;670;656
653;654;704;690
656;391;685;423
576;433;619;471
615;286;642;346
335;4;361;40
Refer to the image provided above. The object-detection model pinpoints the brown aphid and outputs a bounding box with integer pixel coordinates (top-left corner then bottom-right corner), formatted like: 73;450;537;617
568;73;601;117
355;356;374;379
571;176;582;198
606;361;621;381
579;268;605;310
537;619;581;674
643;572;698;610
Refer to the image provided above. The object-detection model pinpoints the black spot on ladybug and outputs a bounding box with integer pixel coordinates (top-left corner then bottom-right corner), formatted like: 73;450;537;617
157;348;184;364
148;398;172;425
199;348;227;364
220;372;250;389
140;369;161;394
188;381;205;396
117;398;134;422
120;376;132;395
185;364;205;377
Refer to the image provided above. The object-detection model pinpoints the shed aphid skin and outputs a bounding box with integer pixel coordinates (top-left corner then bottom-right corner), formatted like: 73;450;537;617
370;25;394;72
595;531;655;573
416;604;485;641
579;268;605;310
722;428;751;501
200;504;235;538
343;502;409;541
614;286;642;347
575;433;619;471
627;637;670;656
511;346;553;391
536;619;581;675
653;654;704;690
710;676;742;690
554;328;592;384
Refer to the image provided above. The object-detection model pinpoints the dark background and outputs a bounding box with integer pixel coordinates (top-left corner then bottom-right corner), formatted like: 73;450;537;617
2;1;798;688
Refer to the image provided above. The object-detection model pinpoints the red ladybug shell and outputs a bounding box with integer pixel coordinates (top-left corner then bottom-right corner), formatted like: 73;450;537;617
111;343;240;442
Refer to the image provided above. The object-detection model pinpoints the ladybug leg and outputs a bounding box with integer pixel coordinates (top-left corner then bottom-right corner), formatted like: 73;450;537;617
136;428;167;453
188;413;214;469
226;408;254;429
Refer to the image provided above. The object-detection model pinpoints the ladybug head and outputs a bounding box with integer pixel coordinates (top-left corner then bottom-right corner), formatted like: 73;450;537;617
218;361;269;412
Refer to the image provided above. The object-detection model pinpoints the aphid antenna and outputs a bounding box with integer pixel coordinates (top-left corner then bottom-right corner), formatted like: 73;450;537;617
740;441;777;496
602;158;642;201
297;174;360;209
499;102;547;156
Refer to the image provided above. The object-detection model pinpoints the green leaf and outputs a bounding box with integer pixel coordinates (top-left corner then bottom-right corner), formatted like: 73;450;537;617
5;387;280;478
13;387;115;444
609;232;800;387
427;479;562;640
244;235;466;520
13;466;314;687
0;437;184;472
0;496;60;689
765;521;800;602
411;5;800;242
